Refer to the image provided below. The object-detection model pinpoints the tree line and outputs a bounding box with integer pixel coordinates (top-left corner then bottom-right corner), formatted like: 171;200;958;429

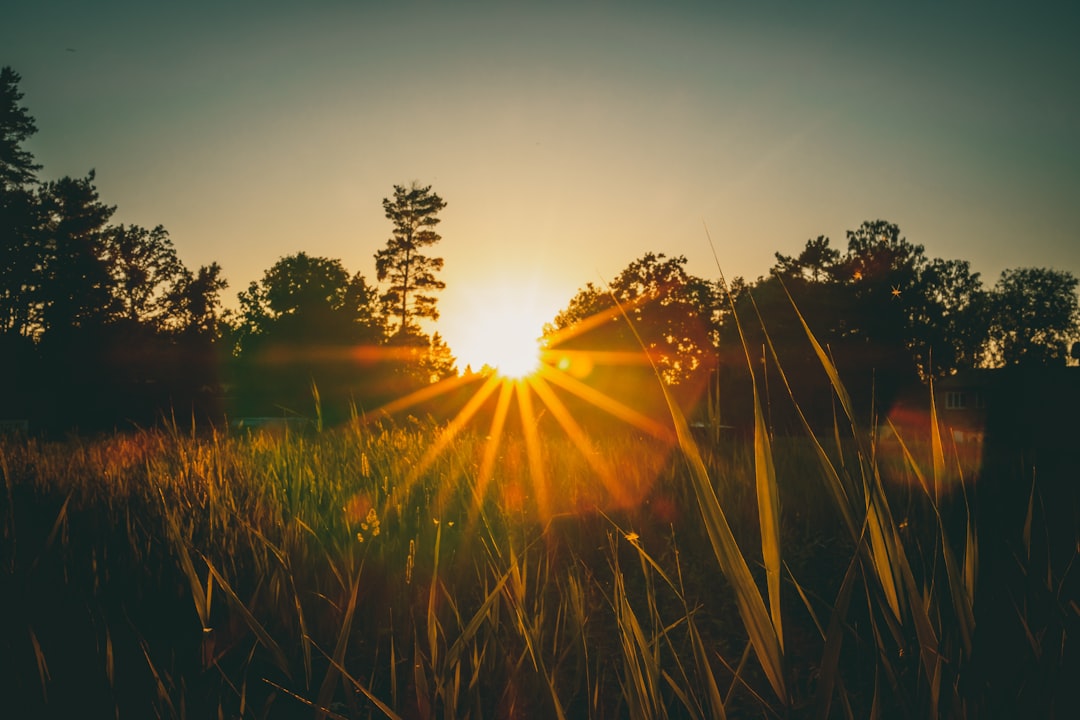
0;67;454;431
545;227;1079;432
3;65;1079;433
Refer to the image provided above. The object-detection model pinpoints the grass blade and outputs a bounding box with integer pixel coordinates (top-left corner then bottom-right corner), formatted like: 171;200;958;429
815;536;861;720
668;394;787;704
203;556;292;679
316;575;361;718
753;382;784;652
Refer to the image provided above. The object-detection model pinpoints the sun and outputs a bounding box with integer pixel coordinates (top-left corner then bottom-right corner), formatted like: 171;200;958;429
486;333;543;378
444;283;561;379
454;306;545;379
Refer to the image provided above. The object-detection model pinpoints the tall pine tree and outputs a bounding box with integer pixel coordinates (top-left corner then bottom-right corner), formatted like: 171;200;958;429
374;183;447;338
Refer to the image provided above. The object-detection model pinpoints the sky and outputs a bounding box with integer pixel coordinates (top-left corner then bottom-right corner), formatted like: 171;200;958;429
5;0;1079;370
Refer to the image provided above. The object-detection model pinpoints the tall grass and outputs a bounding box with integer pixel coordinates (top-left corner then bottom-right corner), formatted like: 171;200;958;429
1;293;1074;716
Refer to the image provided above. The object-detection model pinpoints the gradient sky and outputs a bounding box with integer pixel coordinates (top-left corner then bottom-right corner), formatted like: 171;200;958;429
5;0;1079;369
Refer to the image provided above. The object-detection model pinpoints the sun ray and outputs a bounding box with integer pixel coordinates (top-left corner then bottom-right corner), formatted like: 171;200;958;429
466;378;516;533
542;348;655;368
536;362;674;443
368;371;481;419
541;290;653;349
358;288;700;529
382;373;502;518
416;372;503;480
516;379;551;521
525;374;628;508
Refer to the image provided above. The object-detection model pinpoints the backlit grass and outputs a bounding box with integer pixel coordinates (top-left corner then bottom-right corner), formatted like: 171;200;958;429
1;298;1076;717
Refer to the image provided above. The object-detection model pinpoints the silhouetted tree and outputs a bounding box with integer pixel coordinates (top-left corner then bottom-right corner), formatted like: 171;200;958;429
550;253;720;387
0;67;40;189
375;183;447;337
167;262;228;337
0;68;232;430
0;67;42;338
544;253;719;432
773;235;840;283
35;172;117;335
236;252;383;346
838;220;925;348
424;332;458;384
104;223;185;327
908;258;988;375
987;267;1080;366
730;223;993;431
232;252;384;420
0;185;39;337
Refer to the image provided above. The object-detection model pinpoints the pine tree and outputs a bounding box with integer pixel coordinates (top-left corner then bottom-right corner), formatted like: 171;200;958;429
0;67;41;189
374;183;447;338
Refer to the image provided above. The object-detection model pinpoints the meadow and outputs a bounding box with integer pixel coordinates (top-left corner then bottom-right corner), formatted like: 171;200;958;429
3;353;1075;720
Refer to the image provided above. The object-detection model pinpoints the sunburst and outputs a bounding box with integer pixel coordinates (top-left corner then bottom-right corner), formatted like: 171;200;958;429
361;296;685;533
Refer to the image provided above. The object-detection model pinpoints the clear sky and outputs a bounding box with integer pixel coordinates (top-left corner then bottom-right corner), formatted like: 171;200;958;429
5;0;1079;370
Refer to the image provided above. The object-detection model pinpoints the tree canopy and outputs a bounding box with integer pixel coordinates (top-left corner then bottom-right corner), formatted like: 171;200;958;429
235;252;383;351
550;253;720;387
987;268;1080;366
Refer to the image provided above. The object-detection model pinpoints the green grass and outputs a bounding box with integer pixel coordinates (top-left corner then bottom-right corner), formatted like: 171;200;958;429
2;306;1077;719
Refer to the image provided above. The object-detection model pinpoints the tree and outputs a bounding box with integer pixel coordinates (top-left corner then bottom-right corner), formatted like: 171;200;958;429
738;222;989;431
167;262;229;337
0;185;39;336
774;235;840;283
0;67;42;337
549;253;720;386
423;332;458;384
375;183;447;337
236;252;383;347
232;252;385;420
35;172;117;334
104;223;185;328
987;268;1080;366
907;258;988;375
0;67;41;190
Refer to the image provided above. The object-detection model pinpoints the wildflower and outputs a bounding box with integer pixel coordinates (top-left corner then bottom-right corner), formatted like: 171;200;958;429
360;507;380;538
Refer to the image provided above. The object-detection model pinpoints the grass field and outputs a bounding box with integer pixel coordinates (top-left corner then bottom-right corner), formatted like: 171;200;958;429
2;362;1076;720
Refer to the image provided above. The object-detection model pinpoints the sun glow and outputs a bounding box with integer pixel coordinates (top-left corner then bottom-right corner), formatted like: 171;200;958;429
484;330;543;379
446;284;558;379
365;294;681;530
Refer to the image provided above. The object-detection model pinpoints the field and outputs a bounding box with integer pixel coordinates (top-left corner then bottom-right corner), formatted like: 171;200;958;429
3;371;1076;720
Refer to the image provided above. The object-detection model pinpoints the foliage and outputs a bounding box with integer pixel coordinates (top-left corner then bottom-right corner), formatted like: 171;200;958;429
104;223;186;327
235;252;382;348
549;252;720;387
230;252;385;421
166;262;229;337
986;267;1080;366
34;172;117;334
0;181;39;336
375;183;448;338
0;67;41;337
0;66;40;189
907;258;989;375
